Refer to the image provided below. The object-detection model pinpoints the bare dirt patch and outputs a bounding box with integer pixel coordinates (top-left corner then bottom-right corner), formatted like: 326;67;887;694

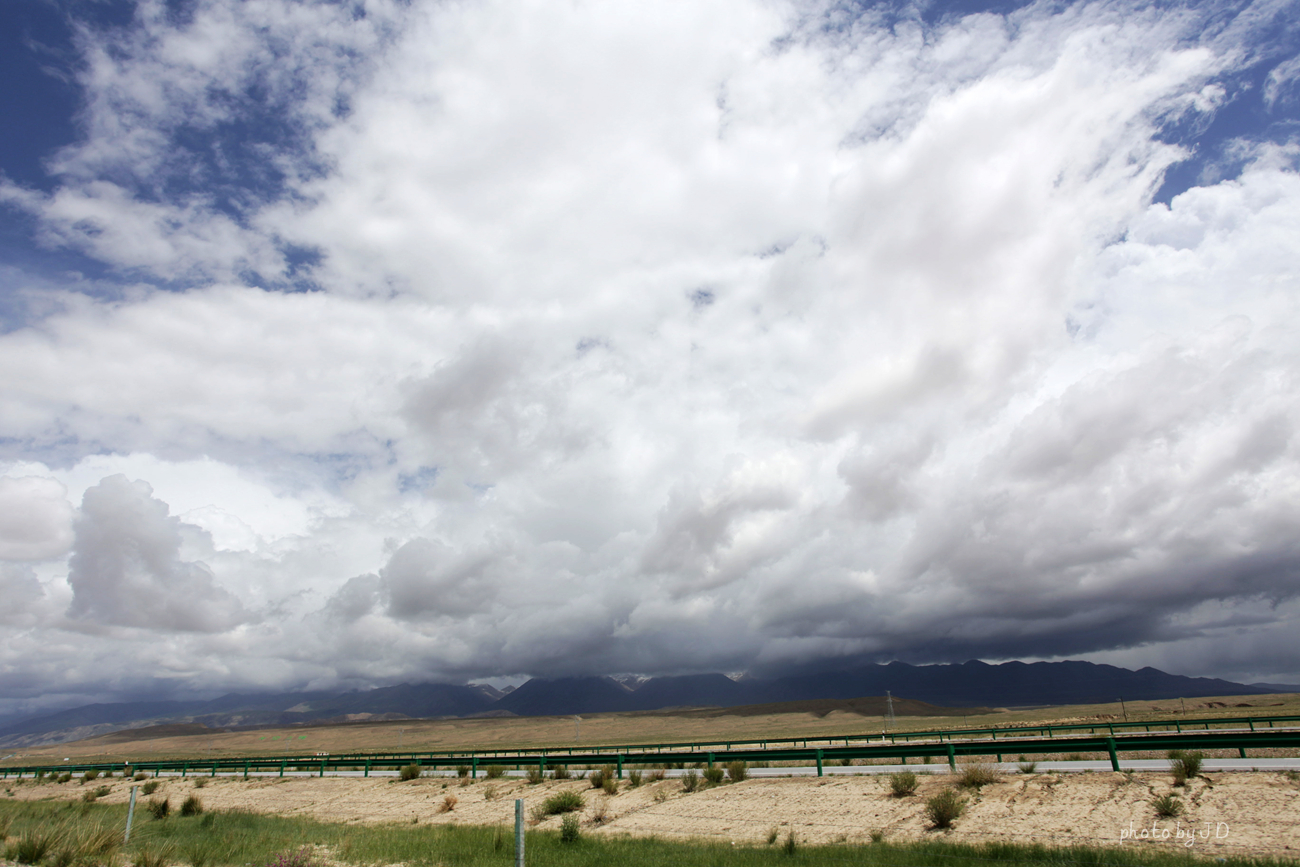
8;770;1300;859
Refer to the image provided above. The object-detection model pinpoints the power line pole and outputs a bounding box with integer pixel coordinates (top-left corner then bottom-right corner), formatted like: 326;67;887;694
885;691;895;729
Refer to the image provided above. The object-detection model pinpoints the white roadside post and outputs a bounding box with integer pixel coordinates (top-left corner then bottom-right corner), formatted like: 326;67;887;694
124;785;138;843
515;799;525;867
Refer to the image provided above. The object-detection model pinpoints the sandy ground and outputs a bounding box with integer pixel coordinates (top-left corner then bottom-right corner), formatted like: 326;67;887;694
7;769;1300;860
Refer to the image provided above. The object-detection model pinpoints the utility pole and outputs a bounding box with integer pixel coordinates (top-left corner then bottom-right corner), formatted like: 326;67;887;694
573;716;580;743
885;691;895;729
1118;697;1128;722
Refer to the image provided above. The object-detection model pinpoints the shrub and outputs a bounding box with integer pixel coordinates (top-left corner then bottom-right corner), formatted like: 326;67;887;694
193;777;207;788
681;769;700;793
590;796;609;825
1169;750;1203;786
1018;762;1038;774
438;795;457;813
181;795;204;816
601;775;617;796
1152;793;1185;818
840;757;854;767
526;767;544;785
726;761;747;782
540;790;585;815
146;797;170;820
398;764;422;782
766;827;779;845
957;764;1001;789
455;765;469;778
782;831;797;856
648;767;666;781
134;772;148;781
588;767;607;788
484;764;505;780
82;785;111;803
925;790;966;829
559;814;581;843
627;770;643;788
141;781;160;795
1065;753;1083;763
551;765;571;780
81;770;100;783
922;755;932;764
702;767;724;785
57;773;72;784
889;770;918;797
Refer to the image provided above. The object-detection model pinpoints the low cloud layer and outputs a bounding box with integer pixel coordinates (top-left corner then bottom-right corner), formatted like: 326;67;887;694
1;0;1299;715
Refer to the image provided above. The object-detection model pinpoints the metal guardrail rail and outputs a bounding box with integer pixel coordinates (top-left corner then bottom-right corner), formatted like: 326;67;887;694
5;723;1298;781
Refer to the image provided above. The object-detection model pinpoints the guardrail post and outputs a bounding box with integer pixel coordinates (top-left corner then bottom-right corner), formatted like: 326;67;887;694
815;749;823;777
1248;719;1255;731
319;759;325;778
1238;748;1247;758
279;760;285;778
472;756;478;779
515;798;525;867
617;755;623;779
124;785;138;843
182;762;188;778
946;744;956;771
707;752;714;769
1106;738;1120;772
243;761;249;780
364;760;370;778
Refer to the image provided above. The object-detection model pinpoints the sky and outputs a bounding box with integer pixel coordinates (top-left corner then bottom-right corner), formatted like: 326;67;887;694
1;0;1299;719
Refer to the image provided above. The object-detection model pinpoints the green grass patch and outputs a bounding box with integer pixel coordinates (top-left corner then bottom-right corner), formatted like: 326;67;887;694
1;798;1296;867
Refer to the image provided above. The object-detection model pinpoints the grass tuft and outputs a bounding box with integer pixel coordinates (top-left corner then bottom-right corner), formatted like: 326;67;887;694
680;769;700;793
180;795;203;816
957;764;1001;789
1151;793;1185;818
484;764;505;780
398;764;421;782
540;790;584;816
1168;750;1203;786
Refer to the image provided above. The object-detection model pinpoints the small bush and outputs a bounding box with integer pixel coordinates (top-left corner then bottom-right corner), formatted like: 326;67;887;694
181;795;204;816
484;764;505;779
559;813;581;843
922;755;932;764
80;770;100;784
957;764;1001;789
726;761;748;782
648;767;666;781
702;766;724;785
455;765;469;778
398;764;422;782
601;775;617;796
840;757;854;767
483;786;498;801
925;790;966;829
438;794;457;813
1152;793;1185;818
590;795;609;825
551;765;571;780
889;770;918;797
1168;750;1203;786
1065;753;1083;763
766;827;779;846
146;797;170;820
141;780;160;795
540;790;585;815
1018;762;1038;774
870;829;885;843
82;785;112;803
681;769;700;793
526;767;544;785
588;767;607;789
133;772;148;781
193;777;207;788
627;770;643;788
57;773;72;784
782;831;797;856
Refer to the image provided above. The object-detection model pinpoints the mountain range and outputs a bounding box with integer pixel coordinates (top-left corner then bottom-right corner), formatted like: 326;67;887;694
1;660;1293;747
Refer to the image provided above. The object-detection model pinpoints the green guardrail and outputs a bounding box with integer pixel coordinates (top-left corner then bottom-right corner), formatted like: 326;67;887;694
4;727;1298;781
213;712;1300;766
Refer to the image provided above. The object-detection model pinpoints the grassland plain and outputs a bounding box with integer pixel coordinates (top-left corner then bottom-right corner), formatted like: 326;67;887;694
1;796;1299;867
5;765;1300;860
8;693;1299;767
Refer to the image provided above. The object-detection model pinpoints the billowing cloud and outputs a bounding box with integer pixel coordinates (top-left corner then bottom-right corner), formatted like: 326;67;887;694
66;475;248;633
0;0;1299;712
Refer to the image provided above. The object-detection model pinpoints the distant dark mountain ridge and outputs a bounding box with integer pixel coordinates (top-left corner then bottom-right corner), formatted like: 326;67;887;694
1;660;1289;747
